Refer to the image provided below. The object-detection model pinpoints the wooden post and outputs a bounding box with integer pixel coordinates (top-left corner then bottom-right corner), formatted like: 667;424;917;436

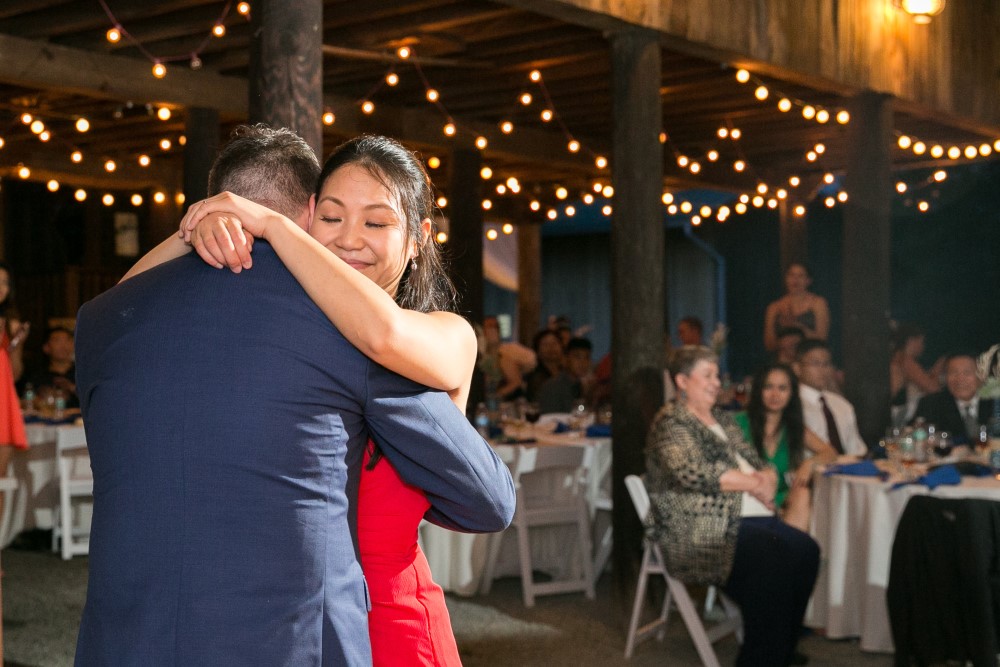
183;107;220;212
779;199;807;270
842;91;893;445
609;28;664;595
516;223;542;344
446;147;484;324
248;0;323;157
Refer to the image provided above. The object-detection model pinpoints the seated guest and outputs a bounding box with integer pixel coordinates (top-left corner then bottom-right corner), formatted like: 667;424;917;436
20;326;78;409
676;315;704;346
645;345;819;667
523;329;566;403
910;352;989;445
773;326;805;366
479;316;535;400
564;337;595;403
794;340;868;457
735;363;838;531
889;323;944;427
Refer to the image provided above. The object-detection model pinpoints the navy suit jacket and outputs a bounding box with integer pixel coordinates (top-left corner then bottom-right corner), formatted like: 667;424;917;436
74;244;514;666
911;390;990;444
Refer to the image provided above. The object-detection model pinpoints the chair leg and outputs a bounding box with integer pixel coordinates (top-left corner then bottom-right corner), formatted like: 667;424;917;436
516;523;535;607
719;593;744;644
591;523;612;586
668;576;723;667
577;502;595;599
624;548;653;658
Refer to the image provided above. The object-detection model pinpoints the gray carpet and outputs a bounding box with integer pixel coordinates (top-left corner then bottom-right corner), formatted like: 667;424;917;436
2;548;892;666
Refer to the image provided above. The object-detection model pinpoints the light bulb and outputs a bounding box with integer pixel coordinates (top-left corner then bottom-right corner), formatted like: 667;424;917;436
385;73;399;86
565;206;576;217
71;151;83;163
595;155;607;169
47;180;59;192
520;93;532;106
794;205;806;216
730;128;742;140
481;199;492;210
735;69;750;83
39;131;50;142
802;105;816;119
836;110;850;124
816;109;830;123
436;232;448;243
157;107;171;121
107;27;121;43
152;62;167;78
102;194;115;206
74;189;87;202
436;196;448;208
443;123;456;136
778;98;792;112
397;46;411;60
480;167;493;180
486;228;497;239
567;140;580;153
475;136;488;150
131;194;144;206
160;138;172;150
322;111;335;125
707;150;719;162
754;85;769;100
427;156;440;169
555;187;568;200
896;182;908;193
361;100;375;115
237;2;251;15
529;70;542;82
104;160;117;172
502;223;514;234
153;191;167;204
540;109;553;122
75;118;90;132
500;121;514;134
138;154;151;167
212;24;226;37
426;89;439;102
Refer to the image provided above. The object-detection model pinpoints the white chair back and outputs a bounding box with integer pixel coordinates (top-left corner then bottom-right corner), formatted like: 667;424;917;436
52;425;93;560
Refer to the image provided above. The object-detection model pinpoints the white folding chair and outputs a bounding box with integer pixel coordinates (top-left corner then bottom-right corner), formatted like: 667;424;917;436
480;444;596;607
623;474;742;664
589;447;613;584
51;425;93;560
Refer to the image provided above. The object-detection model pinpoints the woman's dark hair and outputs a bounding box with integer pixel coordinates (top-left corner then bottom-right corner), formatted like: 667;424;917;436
746;363;805;470
0;261;17;318
317;135;455;315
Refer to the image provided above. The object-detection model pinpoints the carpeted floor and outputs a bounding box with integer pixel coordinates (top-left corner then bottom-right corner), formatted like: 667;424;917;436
2;547;893;666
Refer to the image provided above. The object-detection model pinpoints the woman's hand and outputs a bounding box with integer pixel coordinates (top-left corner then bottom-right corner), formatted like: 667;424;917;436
791;461;815;489
8;320;29;349
178;192;291;272
750;469;778;510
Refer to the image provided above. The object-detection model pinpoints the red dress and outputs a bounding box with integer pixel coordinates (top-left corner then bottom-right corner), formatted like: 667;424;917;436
358;443;462;666
0;332;27;449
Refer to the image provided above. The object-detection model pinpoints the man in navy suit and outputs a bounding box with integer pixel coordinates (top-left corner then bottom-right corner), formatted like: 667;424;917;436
74;126;515;665
911;352;989;445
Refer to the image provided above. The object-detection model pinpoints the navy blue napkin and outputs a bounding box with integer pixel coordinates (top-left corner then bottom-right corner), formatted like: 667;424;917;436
892;464;962;490
552;422;572;434
824;459;882;477
585;424;611;438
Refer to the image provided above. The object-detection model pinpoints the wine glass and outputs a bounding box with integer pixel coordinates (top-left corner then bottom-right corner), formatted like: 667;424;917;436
523;402;540;436
933;431;953;460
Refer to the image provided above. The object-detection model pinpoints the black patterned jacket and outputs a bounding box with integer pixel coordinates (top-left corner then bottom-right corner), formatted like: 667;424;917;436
644;401;769;585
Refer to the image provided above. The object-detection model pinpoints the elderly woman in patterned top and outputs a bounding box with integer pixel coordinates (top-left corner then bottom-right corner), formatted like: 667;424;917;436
645;345;820;667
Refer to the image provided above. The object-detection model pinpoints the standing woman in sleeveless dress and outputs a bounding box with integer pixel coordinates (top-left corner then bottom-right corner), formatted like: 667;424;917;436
763;263;830;353
128;135;475;665
0;263;30;457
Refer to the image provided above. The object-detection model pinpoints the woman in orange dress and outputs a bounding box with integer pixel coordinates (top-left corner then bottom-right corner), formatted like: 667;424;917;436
126;135;475;665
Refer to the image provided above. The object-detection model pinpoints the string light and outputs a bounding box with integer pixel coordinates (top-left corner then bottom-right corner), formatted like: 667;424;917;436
71;151;83;163
965;145;980;159
237;2;251;15
735;69;751;83
565;205;576;217
481;199;492;210
385;72;399;86
540;109;553;122
778;98;792;112
595;155;607;169
443;122;456;137
397;46;411;60
794;205;806;216
47;180;59;192
322;111;335;125
519;93;533;106
529;200;540;212
107;27;121;43
500;121;514;134
212;23;226;37
567;140;580;153
583;194;594;204
74;189;87;202
427;156;441;169
153;191;166;204
20;114;32;125
602;185;614;198
131;194;144;206
361;100;375;115
601;205;612;216
480;166;493;179
156;107;171;121
436;231;448;243
917;201;929;212
159;138;172;150
436;196;448;208
39;131;50;142
138;154;151;167
426;89;439;102
475;136;488;149
75;118;90;132
152;62;167;78
555;187;568;200
529;70;542;82
104;159;117;172
502;223;514;234
102;194;115;206
548;209;559;220
30;120;44;134
175;192;185;205
896;182;908;193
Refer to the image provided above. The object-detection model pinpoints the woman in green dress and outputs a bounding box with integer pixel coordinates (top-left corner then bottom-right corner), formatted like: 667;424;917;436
735;363;837;531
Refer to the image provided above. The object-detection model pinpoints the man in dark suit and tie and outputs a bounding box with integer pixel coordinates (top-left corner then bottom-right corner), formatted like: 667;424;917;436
911;353;990;445
74;126;515;665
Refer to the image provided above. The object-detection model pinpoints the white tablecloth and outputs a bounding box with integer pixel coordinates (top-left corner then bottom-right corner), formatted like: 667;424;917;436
805;470;1000;653
420;433;611;595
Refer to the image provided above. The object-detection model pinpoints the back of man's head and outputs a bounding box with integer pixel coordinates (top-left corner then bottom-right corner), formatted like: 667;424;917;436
207;124;320;221
795;338;829;361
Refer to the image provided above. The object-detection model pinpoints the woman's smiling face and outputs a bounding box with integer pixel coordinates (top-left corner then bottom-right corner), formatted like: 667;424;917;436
309;164;417;297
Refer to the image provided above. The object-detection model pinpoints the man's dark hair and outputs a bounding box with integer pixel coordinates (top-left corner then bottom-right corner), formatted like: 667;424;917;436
565;337;592;354
207;124;320;221
45;326;74;342
795;338;829;360
943;351;977;367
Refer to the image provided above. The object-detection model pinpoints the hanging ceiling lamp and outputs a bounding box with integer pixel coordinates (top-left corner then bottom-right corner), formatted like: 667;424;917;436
894;0;946;24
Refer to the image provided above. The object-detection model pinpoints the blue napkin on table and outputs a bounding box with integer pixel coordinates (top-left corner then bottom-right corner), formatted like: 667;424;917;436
552;422;572;434
823;459;882;477
892;464;962;490
585;424;611;438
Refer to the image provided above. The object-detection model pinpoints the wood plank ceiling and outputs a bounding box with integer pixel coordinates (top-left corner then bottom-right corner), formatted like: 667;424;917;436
0;0;995;218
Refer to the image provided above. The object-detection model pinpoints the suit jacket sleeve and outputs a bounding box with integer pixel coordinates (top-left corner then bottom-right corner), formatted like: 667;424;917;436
362;360;516;533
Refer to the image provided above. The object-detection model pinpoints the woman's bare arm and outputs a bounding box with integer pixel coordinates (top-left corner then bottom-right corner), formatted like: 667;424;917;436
119;235;193;283
184;194;477;409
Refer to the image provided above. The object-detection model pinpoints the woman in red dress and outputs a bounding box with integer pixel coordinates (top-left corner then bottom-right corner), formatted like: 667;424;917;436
0;263;30;457
126;135;476;665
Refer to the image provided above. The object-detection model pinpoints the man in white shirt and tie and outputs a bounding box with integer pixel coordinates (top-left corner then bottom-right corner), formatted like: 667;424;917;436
910;353;989;445
794;340;868;457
